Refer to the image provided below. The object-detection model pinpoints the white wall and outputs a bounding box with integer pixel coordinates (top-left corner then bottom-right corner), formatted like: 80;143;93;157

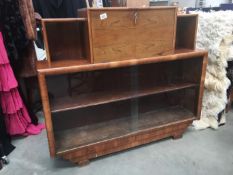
205;0;228;7
174;0;196;7
170;0;229;7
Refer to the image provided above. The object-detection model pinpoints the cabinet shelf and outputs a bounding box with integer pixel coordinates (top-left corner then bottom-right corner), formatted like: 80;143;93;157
51;82;198;113
55;106;195;154
37;58;90;70
42;18;87;22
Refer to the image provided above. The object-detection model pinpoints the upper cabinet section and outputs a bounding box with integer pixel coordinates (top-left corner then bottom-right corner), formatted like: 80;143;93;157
40;7;199;68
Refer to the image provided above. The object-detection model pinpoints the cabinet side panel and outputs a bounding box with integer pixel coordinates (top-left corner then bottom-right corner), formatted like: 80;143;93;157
196;55;208;119
38;74;56;157
87;10;95;63
42;20;51;66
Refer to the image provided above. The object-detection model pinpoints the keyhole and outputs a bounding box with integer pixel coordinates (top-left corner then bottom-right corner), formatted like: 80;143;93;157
134;11;138;25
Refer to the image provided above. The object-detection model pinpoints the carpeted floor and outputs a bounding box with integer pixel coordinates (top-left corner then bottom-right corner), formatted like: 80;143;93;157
1;111;233;175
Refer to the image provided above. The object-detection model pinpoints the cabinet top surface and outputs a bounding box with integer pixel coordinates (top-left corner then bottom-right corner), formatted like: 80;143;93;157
177;14;198;17
82;7;177;11
37;49;207;76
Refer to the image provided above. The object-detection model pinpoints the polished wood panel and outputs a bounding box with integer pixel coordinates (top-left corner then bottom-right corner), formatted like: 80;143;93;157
90;10;136;62
90;10;135;29
135;9;176;57
92;28;136;62
54;106;194;154
89;8;177;63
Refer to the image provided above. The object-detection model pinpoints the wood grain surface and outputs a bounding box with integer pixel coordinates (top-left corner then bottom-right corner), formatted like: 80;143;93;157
89;8;177;63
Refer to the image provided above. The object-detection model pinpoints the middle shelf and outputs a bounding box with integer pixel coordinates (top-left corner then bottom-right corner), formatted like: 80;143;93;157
51;82;198;113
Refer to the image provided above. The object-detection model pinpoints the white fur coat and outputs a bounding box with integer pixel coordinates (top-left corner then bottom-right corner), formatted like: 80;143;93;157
191;11;233;129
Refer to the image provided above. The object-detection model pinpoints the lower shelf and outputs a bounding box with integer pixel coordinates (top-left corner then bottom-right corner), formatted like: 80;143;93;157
54;106;195;155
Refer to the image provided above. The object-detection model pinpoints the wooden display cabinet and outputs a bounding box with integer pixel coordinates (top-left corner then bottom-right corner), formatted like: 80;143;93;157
37;8;207;166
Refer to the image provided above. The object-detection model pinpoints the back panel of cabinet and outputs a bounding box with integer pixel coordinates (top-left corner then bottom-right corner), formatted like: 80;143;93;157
176;14;198;50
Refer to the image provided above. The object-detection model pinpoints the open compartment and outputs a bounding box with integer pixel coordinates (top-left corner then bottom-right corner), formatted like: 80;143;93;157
175;14;198;50
42;18;90;66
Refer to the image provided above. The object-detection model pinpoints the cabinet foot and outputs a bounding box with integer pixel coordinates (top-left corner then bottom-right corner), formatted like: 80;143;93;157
173;132;183;140
77;159;90;166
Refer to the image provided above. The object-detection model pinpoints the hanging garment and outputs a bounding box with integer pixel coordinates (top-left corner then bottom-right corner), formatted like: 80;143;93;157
0;0;38;124
32;0;86;49
0;111;15;156
18;0;37;40
0;0;37;74
0;32;45;136
0;0;29;64
32;0;86;18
